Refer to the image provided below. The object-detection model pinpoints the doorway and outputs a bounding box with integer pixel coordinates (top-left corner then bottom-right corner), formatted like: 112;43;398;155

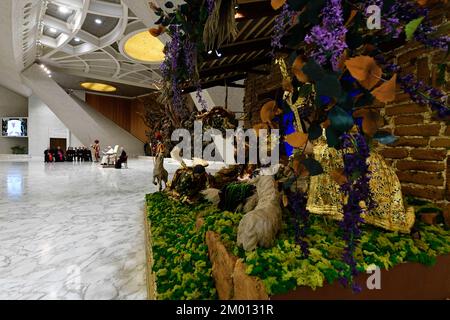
50;138;67;151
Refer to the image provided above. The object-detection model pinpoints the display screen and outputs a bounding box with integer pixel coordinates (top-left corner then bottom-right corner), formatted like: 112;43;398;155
1;118;28;137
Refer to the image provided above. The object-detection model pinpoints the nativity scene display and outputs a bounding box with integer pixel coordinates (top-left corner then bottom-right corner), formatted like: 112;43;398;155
143;0;450;300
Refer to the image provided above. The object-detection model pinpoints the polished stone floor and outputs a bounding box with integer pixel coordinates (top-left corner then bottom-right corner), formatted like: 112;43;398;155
0;158;222;300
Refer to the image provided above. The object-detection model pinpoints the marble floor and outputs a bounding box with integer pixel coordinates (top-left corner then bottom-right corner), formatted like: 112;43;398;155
0;158;212;300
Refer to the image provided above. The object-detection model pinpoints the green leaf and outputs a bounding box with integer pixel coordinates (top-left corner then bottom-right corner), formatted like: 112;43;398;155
328;106;354;133
308;122;323;140
325;127;340;148
302;158;324;176
405;17;425;41
302;60;325;82
373;131;398;145
316;74;342;99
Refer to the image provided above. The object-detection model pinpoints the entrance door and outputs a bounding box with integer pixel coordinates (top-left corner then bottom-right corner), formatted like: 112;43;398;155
50;138;67;151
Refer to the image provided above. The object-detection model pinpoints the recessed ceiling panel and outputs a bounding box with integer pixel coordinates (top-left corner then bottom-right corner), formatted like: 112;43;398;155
81;14;119;38
45;3;74;22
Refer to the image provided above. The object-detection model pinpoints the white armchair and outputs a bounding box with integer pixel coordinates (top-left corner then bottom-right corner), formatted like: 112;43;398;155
101;145;119;165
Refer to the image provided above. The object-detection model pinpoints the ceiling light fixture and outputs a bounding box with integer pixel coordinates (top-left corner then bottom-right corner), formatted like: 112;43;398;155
58;6;69;14
74;37;80;42
123;31;165;63
207;50;213;55
95;18;102;24
49;27;57;33
40;64;45;69
215;50;222;57
80;82;117;93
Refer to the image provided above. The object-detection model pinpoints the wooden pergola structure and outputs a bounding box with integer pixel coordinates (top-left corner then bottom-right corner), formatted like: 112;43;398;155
183;0;283;93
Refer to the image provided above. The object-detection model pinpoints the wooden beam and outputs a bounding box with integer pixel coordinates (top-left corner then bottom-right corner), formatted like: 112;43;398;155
220;83;246;88
235;1;280;21
247;68;270;75
203;37;272;61
200;57;271;78
183;74;247;93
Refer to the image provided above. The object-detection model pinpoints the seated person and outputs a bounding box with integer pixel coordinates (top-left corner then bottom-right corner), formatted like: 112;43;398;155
76;147;84;162
44;147;53;163
66;147;75;162
55;146;65;162
83;148;92;162
101;146;115;165
115;148;127;169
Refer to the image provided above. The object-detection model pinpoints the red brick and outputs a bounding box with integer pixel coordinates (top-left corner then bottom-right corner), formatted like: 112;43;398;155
394;124;441;137
401;185;445;201
417;57;430;84
379;148;409;159
398;48;428;65
385;103;427;116
392;92;412;104
396;171;444;186
393;115;424;125
447;158;450;201
432;51;447;64
396;160;445;172
410;148;447;161
443;204;450;228
430;138;450;148
399;65;416;77
392;137;429;147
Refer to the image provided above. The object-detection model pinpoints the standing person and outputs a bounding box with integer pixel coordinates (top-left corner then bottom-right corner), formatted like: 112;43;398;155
91;140;100;162
76;147;84;162
44;147;52;163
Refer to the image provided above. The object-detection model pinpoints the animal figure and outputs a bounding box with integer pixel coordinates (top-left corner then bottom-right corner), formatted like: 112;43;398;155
153;152;168;191
237;175;282;251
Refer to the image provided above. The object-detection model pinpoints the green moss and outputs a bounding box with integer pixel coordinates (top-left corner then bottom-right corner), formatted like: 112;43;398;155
146;193;450;299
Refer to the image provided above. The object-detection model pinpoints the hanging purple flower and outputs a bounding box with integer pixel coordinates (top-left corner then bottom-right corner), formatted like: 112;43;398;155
365;0;402;38
196;83;208;111
338;133;373;292
304;0;347;71
270;3;296;57
384;1;449;50
206;0;215;15
183;39;196;78
287;190;310;257
381;60;449;119
161;25;184;112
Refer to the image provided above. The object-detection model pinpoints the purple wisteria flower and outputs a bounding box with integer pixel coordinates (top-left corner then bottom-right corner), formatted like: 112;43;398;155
206;0;215;15
381;61;450;119
338;133;374;292
287;190;310;257
160;25;184;112
183;39;196;78
385;0;449;50
366;0;402;38
304;0;347;71
270;3;296;57
196;83;208;111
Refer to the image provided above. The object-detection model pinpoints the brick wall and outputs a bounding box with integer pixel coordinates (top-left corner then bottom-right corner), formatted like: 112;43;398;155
243;64;282;128
378;4;449;217
243;4;449;221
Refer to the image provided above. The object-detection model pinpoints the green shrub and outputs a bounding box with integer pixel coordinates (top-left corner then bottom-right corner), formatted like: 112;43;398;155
146;193;450;299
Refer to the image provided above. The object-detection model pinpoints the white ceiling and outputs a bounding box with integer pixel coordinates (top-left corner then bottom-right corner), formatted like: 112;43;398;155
0;0;172;97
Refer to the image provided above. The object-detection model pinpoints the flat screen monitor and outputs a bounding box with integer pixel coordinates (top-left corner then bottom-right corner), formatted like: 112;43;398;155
1;118;28;137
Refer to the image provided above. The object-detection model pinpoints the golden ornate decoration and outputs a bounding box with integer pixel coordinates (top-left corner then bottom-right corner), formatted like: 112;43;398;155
307;136;415;233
